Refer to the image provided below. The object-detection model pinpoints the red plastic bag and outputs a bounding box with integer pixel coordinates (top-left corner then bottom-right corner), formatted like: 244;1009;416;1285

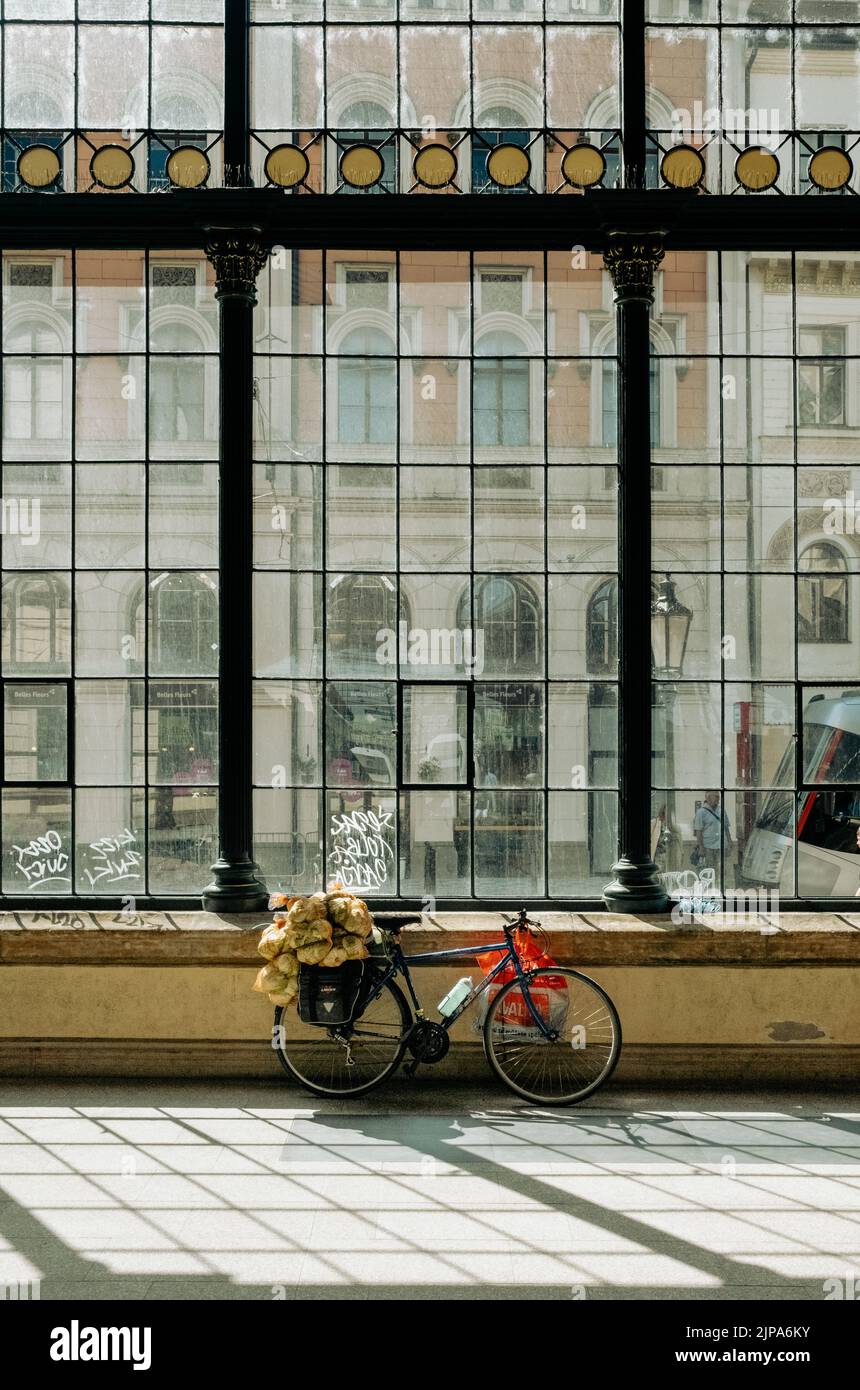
476;927;568;1035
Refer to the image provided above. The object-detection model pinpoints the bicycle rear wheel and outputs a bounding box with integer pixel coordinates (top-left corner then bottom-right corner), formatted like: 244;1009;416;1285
273;972;412;1098
483;966;621;1105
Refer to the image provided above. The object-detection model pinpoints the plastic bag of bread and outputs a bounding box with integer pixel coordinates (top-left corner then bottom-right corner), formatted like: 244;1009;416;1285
271;949;300;978
319;944;348;968
340;932;369;961
296;937;332;965
345;902;373;938
253;961;292;995
287;892;328;926
258;921;291;960
326;894;354;929
268;976;299;1007
281;917;333;951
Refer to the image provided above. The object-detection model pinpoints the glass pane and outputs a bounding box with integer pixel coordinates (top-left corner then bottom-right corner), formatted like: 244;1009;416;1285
254;788;322;895
149;465;218;568
76;251;145;354
549;573;614;679
653;683;722;789
801;687;860;785
3;253;72;353
75;571;144;678
3;358;72;461
474;467;544;570
2;574;72;676
148;788;218;894
399;253;470;357
78;25;149;127
76;680;144;786
473;574;544;677
399;467;470;571
548;467;618;572
4;683;67;782
148;356;218;460
549;792;616;897
3;787;73;894
325;790;398;897
253;463;321;571
327;466;396;569
402;574;479;679
399;791;470;898
75;464;145;569
254;357;323;462
76;789;145;894
253;681;321;788
2;465;72;570
400;359;467;466
723;574;795;680
326;681;397;788
403;685;467;785
254;572;322;678
148;572;219;677
76;356;145;461
548;683;617;790
473;791;544;898
474;683;544;789
724;685;796;790
327;573;398;677
148;681;218;786
797;789;860;897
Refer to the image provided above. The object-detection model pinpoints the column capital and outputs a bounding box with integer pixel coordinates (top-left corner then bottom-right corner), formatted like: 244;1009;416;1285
203;227;269;303
604;232;666;305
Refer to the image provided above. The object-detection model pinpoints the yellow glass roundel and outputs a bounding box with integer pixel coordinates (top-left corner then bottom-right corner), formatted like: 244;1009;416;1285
561;144;606;189
17;144;62;189
413;143;458;189
661;144;705;189
808;146;852;191
340;144;385;189
735;146;779;191
264;143;310;188
90;144;135;189
486;143;531;188
166;145;210;189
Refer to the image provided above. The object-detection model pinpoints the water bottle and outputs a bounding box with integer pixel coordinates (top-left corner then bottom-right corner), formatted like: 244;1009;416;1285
437;976;473;1018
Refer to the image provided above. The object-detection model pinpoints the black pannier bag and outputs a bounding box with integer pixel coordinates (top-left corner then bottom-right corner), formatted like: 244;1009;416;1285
298;961;366;1027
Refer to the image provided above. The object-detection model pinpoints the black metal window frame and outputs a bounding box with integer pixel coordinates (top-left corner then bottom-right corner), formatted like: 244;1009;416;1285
0;0;858;911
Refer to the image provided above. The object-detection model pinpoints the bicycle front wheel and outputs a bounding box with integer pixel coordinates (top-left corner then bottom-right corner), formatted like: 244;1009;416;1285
483;967;621;1105
273;973;412;1099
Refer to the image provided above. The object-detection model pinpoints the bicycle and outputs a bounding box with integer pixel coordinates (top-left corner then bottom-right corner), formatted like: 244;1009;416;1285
271;908;621;1105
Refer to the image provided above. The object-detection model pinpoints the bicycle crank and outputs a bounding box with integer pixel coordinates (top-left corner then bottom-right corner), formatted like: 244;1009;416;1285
406;1020;450;1067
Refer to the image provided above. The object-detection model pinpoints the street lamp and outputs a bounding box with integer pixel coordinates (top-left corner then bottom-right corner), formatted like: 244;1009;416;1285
651;573;693;679
651;574;693;871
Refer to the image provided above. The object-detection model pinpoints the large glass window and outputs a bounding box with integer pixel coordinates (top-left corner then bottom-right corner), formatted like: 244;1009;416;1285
0;249;219;896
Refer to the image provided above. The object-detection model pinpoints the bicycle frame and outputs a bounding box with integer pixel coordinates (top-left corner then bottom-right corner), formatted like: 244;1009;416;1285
361;931;559;1041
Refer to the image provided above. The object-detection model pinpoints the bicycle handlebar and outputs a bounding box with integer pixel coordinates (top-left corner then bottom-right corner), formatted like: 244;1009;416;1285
504;908;542;931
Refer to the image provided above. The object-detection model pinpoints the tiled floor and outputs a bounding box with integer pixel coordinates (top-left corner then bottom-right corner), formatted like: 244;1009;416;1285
0;1081;858;1300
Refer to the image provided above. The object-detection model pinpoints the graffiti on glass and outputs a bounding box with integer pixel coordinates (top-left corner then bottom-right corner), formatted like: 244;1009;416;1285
12;831;71;889
328;806;394;891
82;828;143;888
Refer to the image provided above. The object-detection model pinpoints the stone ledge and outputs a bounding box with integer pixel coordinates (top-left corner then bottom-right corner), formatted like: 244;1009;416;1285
0;909;858;966
1;1038;857;1084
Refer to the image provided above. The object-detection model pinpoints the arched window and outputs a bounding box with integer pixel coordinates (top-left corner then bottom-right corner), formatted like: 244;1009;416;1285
798;543;849;644
2;574;70;674
586;577;619;675
337;101;396;194
337;327;396;445
462;576;541;674
149;573;218;675
474;330;530;447
327;574;407;674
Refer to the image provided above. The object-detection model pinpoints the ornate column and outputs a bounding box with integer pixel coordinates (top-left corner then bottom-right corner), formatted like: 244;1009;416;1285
201;230;270;912
602;232;669;913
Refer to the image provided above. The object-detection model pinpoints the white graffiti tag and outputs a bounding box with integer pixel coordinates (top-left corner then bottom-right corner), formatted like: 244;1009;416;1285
12;831;71;888
83;828;142;888
327;806;395;891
